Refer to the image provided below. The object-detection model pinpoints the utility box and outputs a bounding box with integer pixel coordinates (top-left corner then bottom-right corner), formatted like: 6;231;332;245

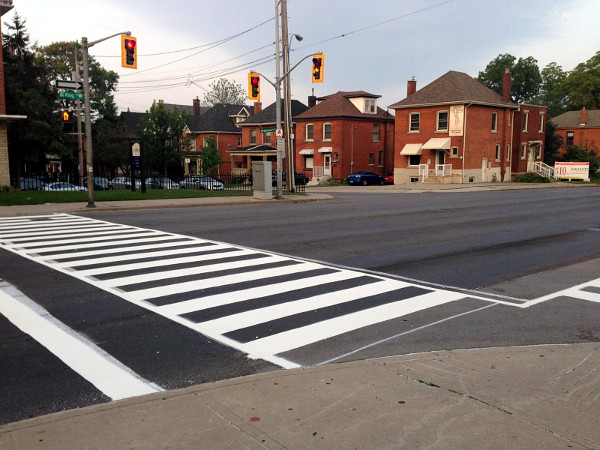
252;161;272;200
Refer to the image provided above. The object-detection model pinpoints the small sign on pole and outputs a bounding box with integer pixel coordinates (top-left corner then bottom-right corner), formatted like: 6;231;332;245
56;79;83;90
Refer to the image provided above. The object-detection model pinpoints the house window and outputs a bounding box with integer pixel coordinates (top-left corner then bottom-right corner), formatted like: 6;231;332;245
491;112;498;132
408;155;421;166
506;144;511;161
189;137;196;152
333;152;339;163
305;156;314;169
264;132;271;144
450;146;458;158
378;150;384;166
536;145;542;159
369;153;374;165
539;114;545;133
323;123;332;140
372;124;380;142
566;131;574;146
250;129;257;144
495;144;500;161
522;111;529;132
365;99;376;113
202;137;209;147
306;124;314;141
437;111;448;132
521;143;527;159
238;137;242;146
409;113;420;132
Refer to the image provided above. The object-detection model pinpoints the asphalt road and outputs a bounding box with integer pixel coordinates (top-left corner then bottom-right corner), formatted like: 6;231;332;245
1;187;599;424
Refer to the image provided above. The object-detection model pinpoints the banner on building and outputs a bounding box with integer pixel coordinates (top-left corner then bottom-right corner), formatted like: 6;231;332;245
449;105;464;136
554;162;589;181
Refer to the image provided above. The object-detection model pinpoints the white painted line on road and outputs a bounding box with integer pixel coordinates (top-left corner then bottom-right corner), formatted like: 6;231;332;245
0;280;163;400
522;277;600;307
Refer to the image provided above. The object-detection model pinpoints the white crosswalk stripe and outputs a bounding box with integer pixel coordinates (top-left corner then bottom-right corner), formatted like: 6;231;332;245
0;213;500;369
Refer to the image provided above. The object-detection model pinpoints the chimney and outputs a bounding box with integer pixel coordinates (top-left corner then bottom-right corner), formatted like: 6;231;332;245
253;101;262;114
308;95;317;108
407;76;417;97
502;68;511;102
193;97;200;115
579;107;588;126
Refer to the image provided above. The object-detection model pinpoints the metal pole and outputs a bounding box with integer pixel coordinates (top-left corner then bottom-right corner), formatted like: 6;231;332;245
73;51;84;186
281;0;295;193
274;1;284;199
82;37;95;207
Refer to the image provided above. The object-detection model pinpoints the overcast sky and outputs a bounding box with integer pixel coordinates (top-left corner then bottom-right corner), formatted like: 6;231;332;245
4;0;599;114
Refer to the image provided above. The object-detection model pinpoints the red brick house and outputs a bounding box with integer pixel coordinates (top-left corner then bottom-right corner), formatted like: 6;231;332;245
294;91;395;182
389;70;547;184
182;100;251;175
231;100;308;175
551;108;600;156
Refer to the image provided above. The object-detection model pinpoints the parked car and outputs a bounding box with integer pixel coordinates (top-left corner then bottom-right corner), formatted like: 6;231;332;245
179;175;224;190
383;173;394;185
43;182;87;191
19;177;46;190
83;176;110;190
109;177;141;190
346;171;385;186
270;171;309;187
145;176;180;189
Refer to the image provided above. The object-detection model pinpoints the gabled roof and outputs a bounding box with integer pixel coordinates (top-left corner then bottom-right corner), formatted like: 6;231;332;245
119;111;146;135
240;100;308;125
550;110;600;129
295;91;393;120
188;103;251;133
389;71;517;110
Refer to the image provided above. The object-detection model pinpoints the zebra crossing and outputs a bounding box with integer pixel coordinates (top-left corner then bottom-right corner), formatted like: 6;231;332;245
0;213;502;368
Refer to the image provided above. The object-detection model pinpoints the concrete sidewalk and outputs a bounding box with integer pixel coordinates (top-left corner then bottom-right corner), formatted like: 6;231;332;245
1;343;598;449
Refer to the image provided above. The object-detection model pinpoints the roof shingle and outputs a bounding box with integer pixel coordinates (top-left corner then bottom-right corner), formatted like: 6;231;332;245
294;91;393;120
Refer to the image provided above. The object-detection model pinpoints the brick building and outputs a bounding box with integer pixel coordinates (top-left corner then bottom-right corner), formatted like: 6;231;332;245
294;91;395;182
551;108;600;157
389;70;547;184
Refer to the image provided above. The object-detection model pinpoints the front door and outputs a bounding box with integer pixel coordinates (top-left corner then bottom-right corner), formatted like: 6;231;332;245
324;154;331;176
436;150;445;175
527;148;535;172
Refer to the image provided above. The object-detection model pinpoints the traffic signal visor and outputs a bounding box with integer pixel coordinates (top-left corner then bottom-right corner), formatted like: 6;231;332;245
248;73;260;101
121;35;137;69
312;53;324;83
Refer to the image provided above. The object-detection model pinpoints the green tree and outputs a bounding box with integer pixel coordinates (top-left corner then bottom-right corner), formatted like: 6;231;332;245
477;53;542;103
140;101;189;176
533;62;569;117
199;135;224;175
561;145;599;174
562;50;600;110
200;78;247;106
2;13;71;176
543;120;562;165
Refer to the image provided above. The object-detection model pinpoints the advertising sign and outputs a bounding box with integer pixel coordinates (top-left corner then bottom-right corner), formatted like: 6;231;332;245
554;162;589;181
449;105;464;136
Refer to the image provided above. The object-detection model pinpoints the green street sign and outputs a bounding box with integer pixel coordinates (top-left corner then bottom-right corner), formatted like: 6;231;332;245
260;127;276;133
59;91;84;100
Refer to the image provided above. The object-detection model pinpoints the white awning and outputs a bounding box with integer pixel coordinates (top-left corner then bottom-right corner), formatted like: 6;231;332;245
299;149;314;155
422;137;451;150
318;147;333;153
400;143;423;155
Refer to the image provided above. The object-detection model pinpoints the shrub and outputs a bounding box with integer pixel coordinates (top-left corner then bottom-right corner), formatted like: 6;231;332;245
515;172;551;183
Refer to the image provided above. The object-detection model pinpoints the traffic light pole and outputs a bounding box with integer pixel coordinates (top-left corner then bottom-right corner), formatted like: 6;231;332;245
81;31;130;208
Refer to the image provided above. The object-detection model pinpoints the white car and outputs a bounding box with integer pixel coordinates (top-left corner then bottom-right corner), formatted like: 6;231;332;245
180;175;224;190
109;177;141;190
43;182;87;191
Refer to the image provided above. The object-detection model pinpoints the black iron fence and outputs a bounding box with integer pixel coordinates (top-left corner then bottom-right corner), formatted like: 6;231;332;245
11;172;307;193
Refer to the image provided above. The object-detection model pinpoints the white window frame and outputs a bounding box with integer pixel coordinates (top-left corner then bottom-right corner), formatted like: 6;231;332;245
522;111;529;132
450;146;459;158
539;113;545;133
536;144;542;160
264;132;271;145
521;143;527;159
495;144;500;162
368;153;374;166
372;123;380;142
491;112;498;133
364;99;376;114
323;123;332;141
378;150;384;166
305;155;314;169
409;113;420;132
306;123;314;141
566;131;574;146
436;110;448;132
250;129;257;144
506;144;511;162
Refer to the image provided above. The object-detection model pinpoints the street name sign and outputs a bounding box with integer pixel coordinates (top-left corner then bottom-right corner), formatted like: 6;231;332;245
56;79;83;90
59;91;84;100
261;127;276;133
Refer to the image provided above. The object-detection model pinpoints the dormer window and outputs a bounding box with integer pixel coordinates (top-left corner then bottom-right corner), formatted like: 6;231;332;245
364;98;376;114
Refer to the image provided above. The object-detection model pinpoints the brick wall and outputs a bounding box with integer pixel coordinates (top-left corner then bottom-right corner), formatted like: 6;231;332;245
192;132;241;172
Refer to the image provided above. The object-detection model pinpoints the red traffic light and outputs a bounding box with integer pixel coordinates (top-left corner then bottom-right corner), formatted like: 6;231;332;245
126;39;136;50
248;73;260;101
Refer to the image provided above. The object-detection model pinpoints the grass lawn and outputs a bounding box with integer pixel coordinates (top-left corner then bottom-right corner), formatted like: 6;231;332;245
0;189;253;206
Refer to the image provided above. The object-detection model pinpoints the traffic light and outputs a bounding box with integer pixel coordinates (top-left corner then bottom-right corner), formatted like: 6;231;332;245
312;53;324;83
248;73;260;101
62;110;74;133
121;35;137;69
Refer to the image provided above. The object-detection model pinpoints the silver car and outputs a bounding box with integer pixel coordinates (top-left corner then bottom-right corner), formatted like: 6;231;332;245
109;177;141;190
146;176;180;189
180;175;224;190
43;182;87;191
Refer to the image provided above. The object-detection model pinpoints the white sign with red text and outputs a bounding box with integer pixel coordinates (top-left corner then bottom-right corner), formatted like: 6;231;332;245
554;162;589;181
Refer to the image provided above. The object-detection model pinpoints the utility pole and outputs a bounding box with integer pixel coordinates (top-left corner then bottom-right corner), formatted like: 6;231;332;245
73;51;83;186
281;0;295;193
81;31;130;207
274;0;283;199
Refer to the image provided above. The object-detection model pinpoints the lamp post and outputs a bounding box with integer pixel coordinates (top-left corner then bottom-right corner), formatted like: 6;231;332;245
81;31;130;207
